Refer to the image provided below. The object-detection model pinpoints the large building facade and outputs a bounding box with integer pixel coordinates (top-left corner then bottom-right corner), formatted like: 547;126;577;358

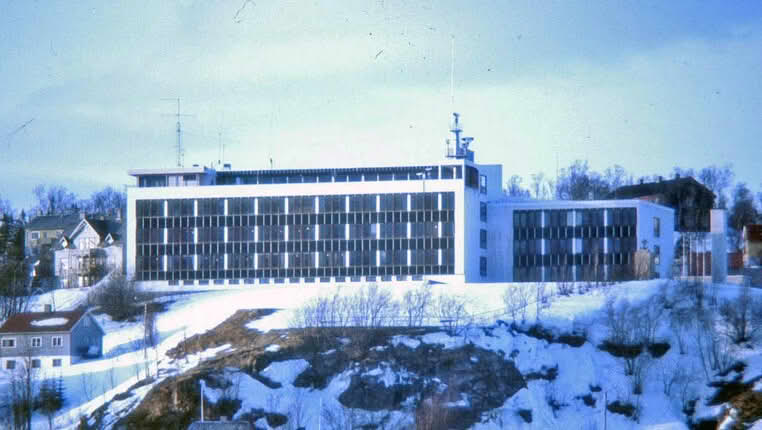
125;116;674;286
126;159;503;286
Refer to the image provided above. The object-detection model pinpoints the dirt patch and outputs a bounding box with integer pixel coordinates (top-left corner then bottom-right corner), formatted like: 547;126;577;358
607;400;637;419
731;390;762;426
506;322;587;348
598;340;642;359
167;309;277;360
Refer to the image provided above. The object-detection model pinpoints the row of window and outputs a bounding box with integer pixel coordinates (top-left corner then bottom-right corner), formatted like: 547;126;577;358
214;165;464;186
1;336;63;348
137;248;456;271
513;225;636;241
136;237;455;258
138;211;455;230
136;193;456;217
5;358;63;370
139;223;455;245
138;265;456;281
514;252;635;268
514;262;637;282
513;237;638;255
513;208;637;228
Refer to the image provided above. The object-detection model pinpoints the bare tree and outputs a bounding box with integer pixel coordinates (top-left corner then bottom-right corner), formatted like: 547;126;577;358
669;307;694;355
32;184;78;216
535;283;552;323
436;294;471;336
718;284;762;344
402;282;433;327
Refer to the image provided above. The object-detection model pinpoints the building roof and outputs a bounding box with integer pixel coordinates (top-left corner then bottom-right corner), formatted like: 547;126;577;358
187;421;252;430
26;213;82;232
87;218;122;241
0;309;87;334
745;225;762;242
609;176;713;200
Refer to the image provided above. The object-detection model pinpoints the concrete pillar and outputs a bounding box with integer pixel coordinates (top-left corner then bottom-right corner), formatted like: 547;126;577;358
711;209;727;284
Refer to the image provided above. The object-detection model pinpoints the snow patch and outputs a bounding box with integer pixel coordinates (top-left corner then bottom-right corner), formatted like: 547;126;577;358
265;344;281;353
30;317;68;326
261;359;310;385
391;335;420;349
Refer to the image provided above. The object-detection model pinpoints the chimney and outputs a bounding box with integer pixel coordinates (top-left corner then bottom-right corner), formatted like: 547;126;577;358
675;173;681;179
658;176;663;182
639;178;644;185
223;163;232;171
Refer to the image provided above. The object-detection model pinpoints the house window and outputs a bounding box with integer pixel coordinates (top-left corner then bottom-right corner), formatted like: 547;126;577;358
31;232;40;240
52;359;62;368
1;338;15;348
480;202;487;222
654;217;660;238
480;256;487;277
31;359;41;369
479;175;487;194
43;231;48;239
654;245;661;267
30;337;41;348
480;229;487;249
5;360;15;370
52;337;63;347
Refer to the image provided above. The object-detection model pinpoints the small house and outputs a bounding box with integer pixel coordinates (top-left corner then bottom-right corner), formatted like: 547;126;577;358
0;309;104;371
54;216;122;288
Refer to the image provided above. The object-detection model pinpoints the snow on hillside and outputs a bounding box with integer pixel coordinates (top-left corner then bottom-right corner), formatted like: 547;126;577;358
3;279;759;429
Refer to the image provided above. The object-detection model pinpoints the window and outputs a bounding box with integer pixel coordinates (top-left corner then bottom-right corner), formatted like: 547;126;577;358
654;245;661;267
1;338;15;348
52;359;62;368
31;232;40;240
31;359;41;369
5;360;15;370
52;337;63;347
30;337;41;348
654;217;660;238
479;174;487;194
480;257;487;277
480;202;487;222
480;229;487;249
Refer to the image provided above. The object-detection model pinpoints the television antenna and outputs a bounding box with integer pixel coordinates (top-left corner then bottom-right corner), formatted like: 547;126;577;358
161;98;193;167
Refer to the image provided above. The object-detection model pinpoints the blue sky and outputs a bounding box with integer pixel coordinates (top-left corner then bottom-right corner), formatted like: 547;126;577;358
2;1;761;211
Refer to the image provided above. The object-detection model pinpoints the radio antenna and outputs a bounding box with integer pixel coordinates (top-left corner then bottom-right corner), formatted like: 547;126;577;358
450;35;455;108
161;98;193;167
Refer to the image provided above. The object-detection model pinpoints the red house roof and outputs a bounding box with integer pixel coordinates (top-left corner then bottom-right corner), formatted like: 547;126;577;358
0;309;87;334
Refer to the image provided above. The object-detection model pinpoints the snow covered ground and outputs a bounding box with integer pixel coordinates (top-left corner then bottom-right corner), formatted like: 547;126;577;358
2;279;760;429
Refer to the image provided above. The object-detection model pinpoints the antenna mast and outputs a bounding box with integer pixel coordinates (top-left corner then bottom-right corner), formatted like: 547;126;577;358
161;98;192;167
450;35;455;108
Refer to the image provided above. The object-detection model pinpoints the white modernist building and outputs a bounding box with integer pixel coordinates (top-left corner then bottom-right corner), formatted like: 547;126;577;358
125;114;674;287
